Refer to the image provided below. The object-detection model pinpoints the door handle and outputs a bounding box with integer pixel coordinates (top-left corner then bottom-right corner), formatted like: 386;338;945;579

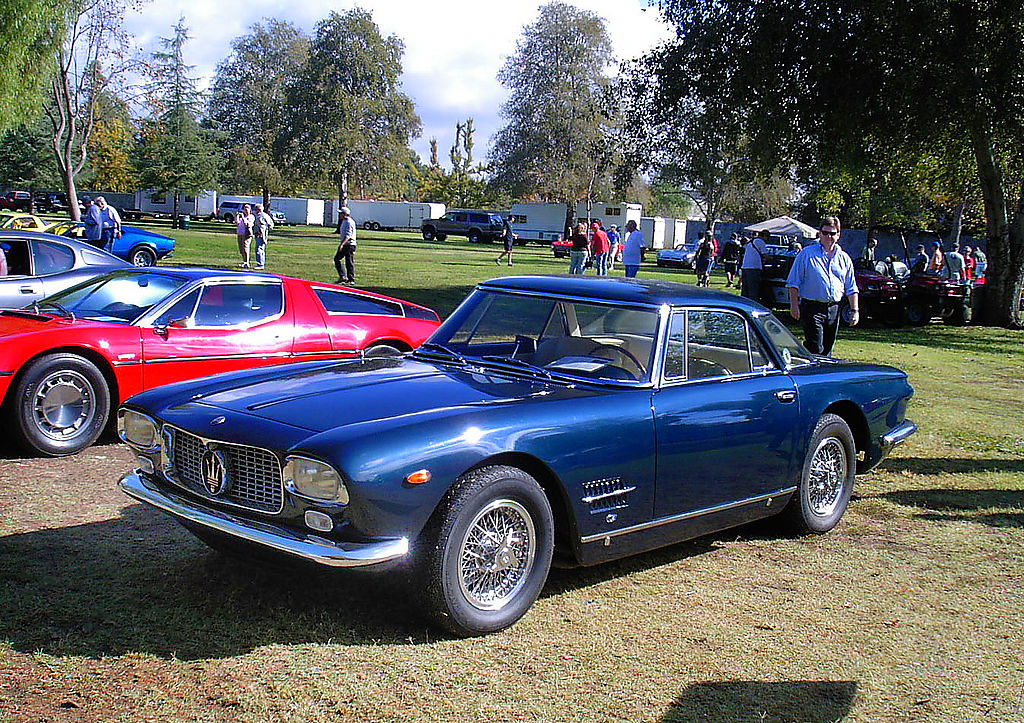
20;286;34;294
775;390;796;403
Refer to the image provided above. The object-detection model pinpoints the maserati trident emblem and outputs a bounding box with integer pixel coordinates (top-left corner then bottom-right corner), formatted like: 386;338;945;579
201;447;230;496
211;416;226;426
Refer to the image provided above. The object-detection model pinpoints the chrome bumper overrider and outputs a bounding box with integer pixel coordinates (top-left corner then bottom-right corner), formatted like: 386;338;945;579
119;471;408;567
881;419;918;448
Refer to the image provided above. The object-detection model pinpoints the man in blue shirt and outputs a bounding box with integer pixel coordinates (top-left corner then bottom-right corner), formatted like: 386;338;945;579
786;216;859;356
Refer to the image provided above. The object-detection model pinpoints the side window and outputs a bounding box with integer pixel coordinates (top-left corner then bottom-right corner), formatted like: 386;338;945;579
686;310;752;379
31;239;75;275
314;288;401;316
194;282;283;327
750;329;775;372
2;240;31;275
154;288;200;327
664;312;686;379
455;213;467;222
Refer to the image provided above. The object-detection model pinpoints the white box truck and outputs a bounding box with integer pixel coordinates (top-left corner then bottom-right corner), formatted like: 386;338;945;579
575;201;643;231
344;200;446;231
509;202;569;243
135;189;217;218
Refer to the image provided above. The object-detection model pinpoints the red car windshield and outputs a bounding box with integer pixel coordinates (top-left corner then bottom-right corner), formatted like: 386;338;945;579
35;270;188;323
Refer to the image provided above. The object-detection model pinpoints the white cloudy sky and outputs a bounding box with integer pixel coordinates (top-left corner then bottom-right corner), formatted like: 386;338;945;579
122;0;673;166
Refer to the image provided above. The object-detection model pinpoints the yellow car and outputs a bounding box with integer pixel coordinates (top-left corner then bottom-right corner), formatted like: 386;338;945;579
0;212;48;231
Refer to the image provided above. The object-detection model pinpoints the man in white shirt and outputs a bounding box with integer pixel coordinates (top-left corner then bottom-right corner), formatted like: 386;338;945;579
621;219;645;278
253;204;275;270
740;230;769;301
335;207;357;283
945;242;966;282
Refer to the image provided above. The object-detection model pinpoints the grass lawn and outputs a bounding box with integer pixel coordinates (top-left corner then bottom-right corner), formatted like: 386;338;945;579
0;221;1022;721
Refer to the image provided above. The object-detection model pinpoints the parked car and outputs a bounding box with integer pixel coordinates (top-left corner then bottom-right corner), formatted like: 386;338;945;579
656;241;700;270
117;275;917;637
0;267;441;456
551;237;573;258
0;229;129;308
421;210;505;243
42;220;176;267
32;191;69;214
216;201;286;226
845;258;905;326
0;190;32;212
0;212;48;231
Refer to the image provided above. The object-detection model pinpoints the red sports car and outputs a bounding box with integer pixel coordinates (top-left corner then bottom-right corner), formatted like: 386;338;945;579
0;267;440;456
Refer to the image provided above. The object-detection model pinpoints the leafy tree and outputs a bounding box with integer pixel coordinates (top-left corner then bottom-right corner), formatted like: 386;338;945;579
208;20;309;208
645;0;1024;326
0;0;71;131
0;115;60;189
135;17;220;221
280;9;420;224
88;115;136;192
46;0;138;220
489;2;616;208
417;120;508;208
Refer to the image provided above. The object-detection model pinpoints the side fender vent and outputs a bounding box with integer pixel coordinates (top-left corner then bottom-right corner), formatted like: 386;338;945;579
581;477;636;514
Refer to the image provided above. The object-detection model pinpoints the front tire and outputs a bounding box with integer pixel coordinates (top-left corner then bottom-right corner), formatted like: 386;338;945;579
786;413;855;534
130;246;157;267
11;353;111;456
422;227;436;241
904;301;929;326
468;230;482;244
418;465;554;637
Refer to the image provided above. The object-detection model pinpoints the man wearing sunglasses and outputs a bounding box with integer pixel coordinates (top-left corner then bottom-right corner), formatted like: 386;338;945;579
786;215;859;356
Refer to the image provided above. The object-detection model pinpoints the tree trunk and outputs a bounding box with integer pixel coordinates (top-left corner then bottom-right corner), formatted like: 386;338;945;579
173;192;181;227
262;187;270;210
971;127;1022;328
65;169;80;222
947;195;967;248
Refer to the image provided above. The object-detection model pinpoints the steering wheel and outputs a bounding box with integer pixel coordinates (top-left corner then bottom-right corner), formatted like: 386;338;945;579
592;344;646;379
688;357;733;379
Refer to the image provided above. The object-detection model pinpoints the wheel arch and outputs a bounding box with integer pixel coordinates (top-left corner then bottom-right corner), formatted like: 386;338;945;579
463;451;580;567
822;400;870;473
365;338;412;353
7;346;121;412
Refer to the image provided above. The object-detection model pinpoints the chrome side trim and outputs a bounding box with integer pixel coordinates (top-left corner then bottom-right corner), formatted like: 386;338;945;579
580;486;798;544
119;472;408;567
881;419;917;448
0;370;13;377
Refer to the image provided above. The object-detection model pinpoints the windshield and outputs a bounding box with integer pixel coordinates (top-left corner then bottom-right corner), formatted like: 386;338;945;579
31;269;188;323
423;289;660;384
755;312;815;367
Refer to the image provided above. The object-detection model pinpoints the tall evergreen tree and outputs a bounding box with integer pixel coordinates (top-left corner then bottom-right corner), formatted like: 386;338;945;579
135;17;220;223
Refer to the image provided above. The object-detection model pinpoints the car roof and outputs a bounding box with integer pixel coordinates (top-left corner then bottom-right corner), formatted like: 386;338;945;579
479;275;770;314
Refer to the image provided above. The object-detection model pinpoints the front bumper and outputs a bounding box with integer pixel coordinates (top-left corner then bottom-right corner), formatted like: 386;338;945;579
119;471;409;568
881;419;918;449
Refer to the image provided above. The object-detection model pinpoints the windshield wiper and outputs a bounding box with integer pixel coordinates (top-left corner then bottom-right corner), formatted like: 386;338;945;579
413;342;466;364
479;355;553;380
37;301;75;322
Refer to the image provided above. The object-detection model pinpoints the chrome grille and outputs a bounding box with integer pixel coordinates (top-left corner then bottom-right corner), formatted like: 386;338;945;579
163;425;283;513
581;477;635;514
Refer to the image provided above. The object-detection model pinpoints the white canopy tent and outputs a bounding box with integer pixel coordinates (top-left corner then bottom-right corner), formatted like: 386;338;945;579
743;215;819;239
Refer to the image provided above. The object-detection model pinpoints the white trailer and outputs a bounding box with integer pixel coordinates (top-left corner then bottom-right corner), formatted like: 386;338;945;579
135;189;217;217
344;200;446;231
641;216;667;250
575;201;643;231
664;218;689;246
218;194;324;225
509;202;569;242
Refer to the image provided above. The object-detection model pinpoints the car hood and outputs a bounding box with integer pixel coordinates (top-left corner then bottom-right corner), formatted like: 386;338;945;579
0;310;123;339
172;357;590;433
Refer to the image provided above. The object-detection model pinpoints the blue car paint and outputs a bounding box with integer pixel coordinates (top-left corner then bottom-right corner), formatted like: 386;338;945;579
120;276;916;570
55;222;175;264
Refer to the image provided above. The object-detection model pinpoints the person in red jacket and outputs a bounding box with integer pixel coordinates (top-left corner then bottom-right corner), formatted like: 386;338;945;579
590;222;611;276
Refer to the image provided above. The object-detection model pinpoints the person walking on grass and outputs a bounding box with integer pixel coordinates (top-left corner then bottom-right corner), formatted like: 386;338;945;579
253;204;274;270
740;229;768;301
495;215;517;266
786;215;859;357
334;206;357;283
568;222;589;274
622;219;646;278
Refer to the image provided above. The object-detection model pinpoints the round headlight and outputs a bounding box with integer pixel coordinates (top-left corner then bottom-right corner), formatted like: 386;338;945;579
118;409;159;450
284;456;349;504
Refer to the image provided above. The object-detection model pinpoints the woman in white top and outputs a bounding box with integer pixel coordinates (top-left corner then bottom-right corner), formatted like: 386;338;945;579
236;204;255;268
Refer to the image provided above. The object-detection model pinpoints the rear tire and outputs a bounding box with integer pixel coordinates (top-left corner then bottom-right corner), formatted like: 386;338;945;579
11;353;111;457
364;343;403;357
130;246;157;267
417;465;553;637
944;303;970;326
435;232;447;241
363;221;374;231
785;413;855;534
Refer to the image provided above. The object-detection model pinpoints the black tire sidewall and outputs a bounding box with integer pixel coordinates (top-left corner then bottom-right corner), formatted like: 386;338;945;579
13;354;110;456
423;466;554;637
793;414;855;534
132;247;156;266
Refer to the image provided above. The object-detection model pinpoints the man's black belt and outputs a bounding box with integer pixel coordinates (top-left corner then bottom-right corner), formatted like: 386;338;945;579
800;298;840;307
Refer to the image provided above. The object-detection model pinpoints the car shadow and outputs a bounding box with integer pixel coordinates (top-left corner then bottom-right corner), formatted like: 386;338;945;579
879;456;1024;475
870;487;1023;528
660;680;858;722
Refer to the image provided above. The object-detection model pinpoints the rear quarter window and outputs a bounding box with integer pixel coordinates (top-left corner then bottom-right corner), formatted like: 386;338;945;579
315;287;402;316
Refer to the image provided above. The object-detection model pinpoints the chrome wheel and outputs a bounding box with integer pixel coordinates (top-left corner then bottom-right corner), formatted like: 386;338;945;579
457;498;536;611
807;437;847;517
32;369;96;441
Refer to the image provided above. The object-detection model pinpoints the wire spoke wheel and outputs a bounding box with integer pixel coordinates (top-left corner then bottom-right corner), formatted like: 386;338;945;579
807;437;847;517
458;498;536;611
32;369;96;441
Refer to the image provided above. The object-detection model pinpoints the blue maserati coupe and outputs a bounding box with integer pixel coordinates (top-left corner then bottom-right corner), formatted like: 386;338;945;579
118;276;917;636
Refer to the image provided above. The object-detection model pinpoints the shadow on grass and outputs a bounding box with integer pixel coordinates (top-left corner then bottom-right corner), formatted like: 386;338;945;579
874;488;1024;528
880;457;1024;475
661;680;858;722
